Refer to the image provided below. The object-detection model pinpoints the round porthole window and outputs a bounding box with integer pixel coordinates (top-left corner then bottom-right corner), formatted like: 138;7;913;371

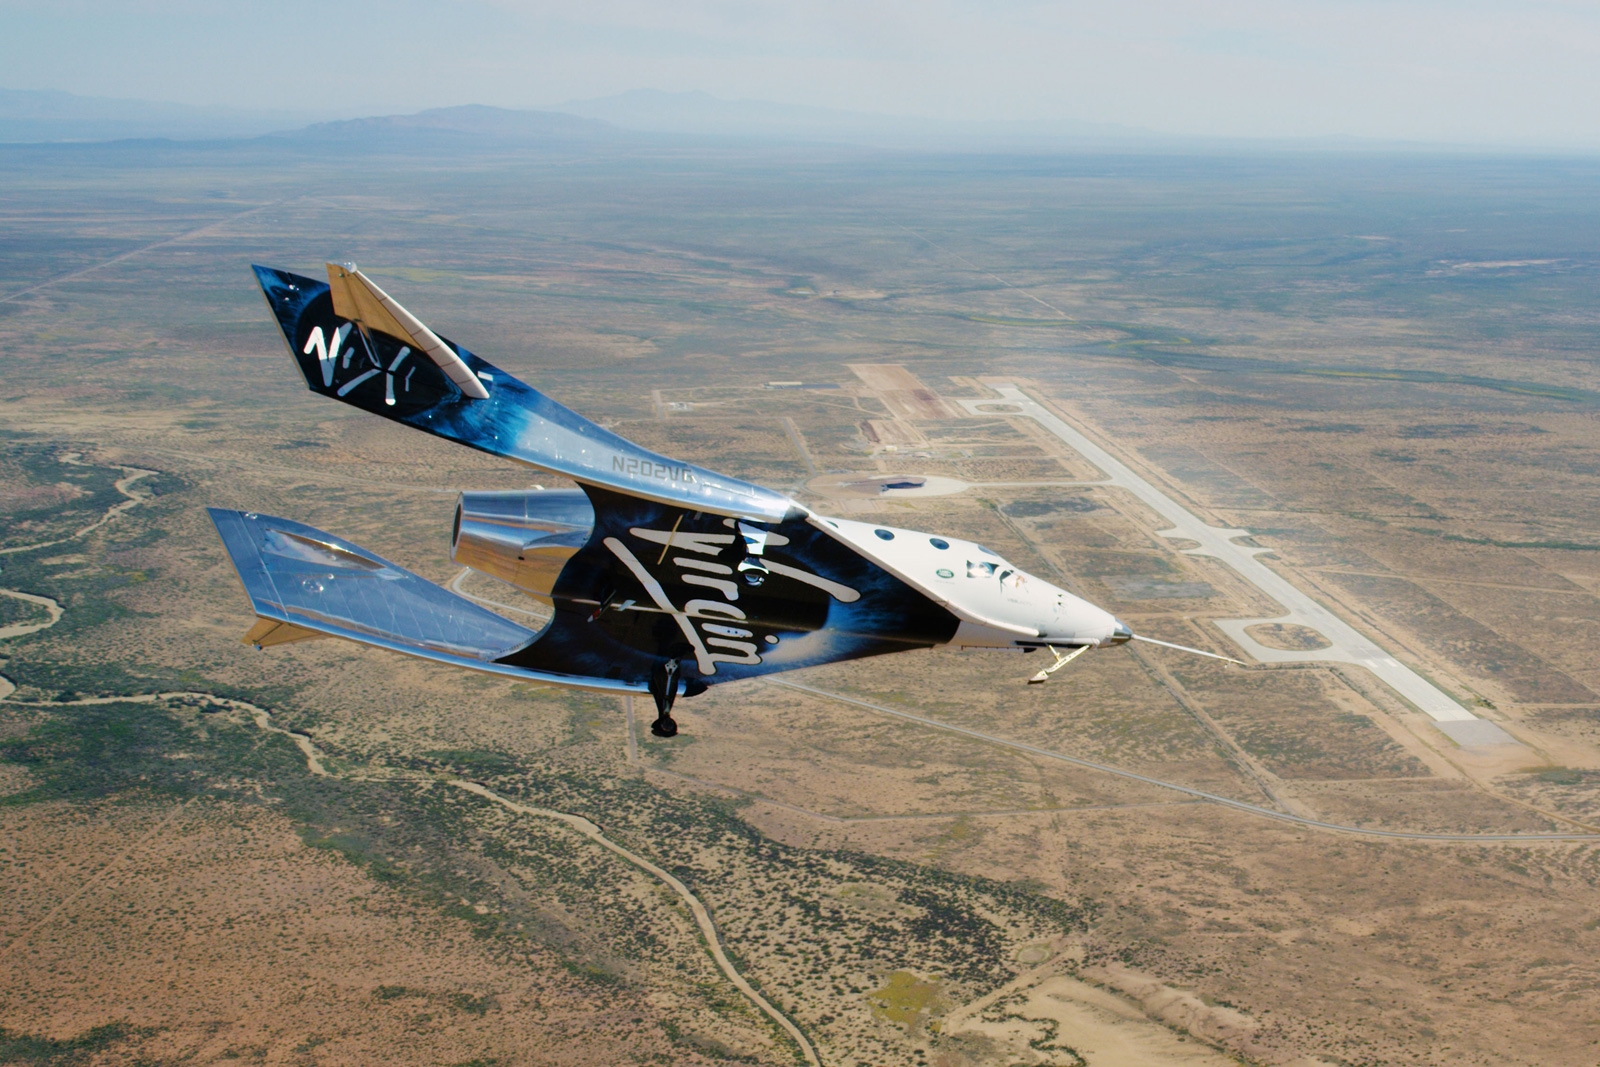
936;568;954;578
874;528;894;540
929;537;949;550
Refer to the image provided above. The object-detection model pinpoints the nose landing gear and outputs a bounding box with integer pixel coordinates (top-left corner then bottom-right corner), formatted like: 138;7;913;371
1027;643;1092;684
648;658;681;737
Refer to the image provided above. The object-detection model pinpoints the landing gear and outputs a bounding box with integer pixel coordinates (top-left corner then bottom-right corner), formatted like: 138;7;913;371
648;658;681;737
737;556;768;586
1026;643;1092;684
736;520;769;586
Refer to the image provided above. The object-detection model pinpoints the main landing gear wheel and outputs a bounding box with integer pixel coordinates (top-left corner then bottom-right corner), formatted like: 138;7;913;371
648;658;681;738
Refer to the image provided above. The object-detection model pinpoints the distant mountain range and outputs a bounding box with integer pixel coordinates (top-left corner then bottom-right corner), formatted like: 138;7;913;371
0;87;1550;153
556;88;1148;147
0;88;320;143
279;105;621;147
0;86;1151;150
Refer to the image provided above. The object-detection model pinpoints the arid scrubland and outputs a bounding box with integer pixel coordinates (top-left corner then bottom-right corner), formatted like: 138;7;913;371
2;142;1600;1065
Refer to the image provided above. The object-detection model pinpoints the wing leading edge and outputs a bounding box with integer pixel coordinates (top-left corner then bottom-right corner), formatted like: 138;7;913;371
251;264;798;523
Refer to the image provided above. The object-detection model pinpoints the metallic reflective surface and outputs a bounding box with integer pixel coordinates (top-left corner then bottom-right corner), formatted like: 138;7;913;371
213;507;535;660
451;489;594;604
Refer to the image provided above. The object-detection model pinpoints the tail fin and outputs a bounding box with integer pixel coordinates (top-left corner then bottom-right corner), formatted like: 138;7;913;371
252;263;484;410
250;263;796;523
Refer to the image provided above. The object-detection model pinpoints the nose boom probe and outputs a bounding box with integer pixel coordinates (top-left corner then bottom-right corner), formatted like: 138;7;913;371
1131;633;1249;666
1027;632;1249;684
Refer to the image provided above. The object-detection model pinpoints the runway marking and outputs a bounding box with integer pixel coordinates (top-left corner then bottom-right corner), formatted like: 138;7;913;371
960;387;1510;744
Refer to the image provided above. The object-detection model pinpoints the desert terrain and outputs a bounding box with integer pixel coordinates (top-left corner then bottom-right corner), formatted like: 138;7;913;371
3;140;1600;1065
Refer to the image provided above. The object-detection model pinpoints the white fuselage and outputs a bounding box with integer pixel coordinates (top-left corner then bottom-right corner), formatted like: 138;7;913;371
809;514;1129;650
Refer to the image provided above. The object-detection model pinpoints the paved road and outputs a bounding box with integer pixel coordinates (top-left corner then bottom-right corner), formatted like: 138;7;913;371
960;386;1515;747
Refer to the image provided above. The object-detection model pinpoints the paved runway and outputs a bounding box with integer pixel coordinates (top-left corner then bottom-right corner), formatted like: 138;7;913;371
960;386;1516;748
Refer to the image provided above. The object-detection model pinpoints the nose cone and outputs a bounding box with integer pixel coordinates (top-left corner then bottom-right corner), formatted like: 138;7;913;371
1103;619;1133;647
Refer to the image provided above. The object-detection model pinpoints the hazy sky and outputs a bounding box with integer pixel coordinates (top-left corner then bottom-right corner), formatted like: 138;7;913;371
5;0;1599;145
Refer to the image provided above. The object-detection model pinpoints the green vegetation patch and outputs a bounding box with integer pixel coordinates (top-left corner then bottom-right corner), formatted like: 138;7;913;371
0;596;52;628
1534;768;1595;786
0;1022;158;1066
868;970;944;1029
0;699;230;805
1003;497;1100;518
422;749;520;777
0;442;128;551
